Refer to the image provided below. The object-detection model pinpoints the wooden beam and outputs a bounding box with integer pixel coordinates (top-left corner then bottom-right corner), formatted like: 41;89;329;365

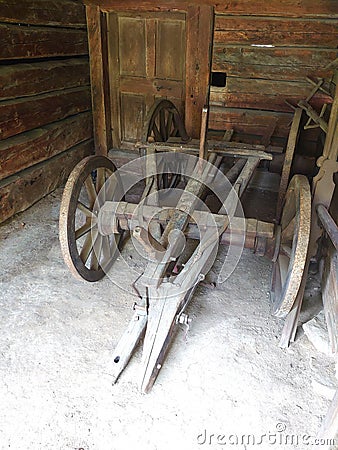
185;5;214;138
0;24;88;60
0;87;91;140
82;0;338;18
209;106;293;138
86;5;112;155
0;59;90;101
0;0;86;28
0;112;93;181
212;45;336;81
214;16;338;47
0;140;94;224
210;79;332;112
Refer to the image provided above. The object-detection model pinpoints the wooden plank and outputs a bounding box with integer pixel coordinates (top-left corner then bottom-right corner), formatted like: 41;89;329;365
210;79;332;112
214;16;338;47
212;45;336;81
185;5;214;138
156;19;185;80
120;94;145;142
0;112;93;181
119;77;183;99
86;5;111;155
83;0;338;18
0;87;91;140
119;16;146;77
0;139;94;224
209;106;293;138
0;58;90;101
0;24;88;60
107;12;121;148
0;0;86;28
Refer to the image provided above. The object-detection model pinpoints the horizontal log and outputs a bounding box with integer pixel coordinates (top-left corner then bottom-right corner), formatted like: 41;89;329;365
0;23;88;60
214;16;338;48
209;107;293;138
0;87;91;140
0;0;86;28
0;58;90;101
0;139;94;224
0;112;93;180
210;78;332;112
212;45;336;81
84;0;338;18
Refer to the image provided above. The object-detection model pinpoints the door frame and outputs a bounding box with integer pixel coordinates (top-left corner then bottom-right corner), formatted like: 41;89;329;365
86;3;214;154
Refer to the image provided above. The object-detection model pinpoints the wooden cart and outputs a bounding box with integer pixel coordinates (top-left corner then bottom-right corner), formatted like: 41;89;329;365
58;2;337;393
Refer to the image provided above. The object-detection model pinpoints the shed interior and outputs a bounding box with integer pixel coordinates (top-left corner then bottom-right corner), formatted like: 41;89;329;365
0;0;337;447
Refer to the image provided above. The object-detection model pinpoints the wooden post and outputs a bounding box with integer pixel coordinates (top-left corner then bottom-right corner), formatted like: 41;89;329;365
86;5;111;155
185;5;214;139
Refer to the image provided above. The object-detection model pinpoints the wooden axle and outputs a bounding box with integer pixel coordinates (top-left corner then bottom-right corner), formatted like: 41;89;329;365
98;200;275;256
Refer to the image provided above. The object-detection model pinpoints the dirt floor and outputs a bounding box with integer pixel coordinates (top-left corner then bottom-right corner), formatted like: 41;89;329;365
0;187;337;450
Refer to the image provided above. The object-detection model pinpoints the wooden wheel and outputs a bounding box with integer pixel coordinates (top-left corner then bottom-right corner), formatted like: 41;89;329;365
143;99;190;189
143;99;189;144
59;155;122;282
270;175;311;318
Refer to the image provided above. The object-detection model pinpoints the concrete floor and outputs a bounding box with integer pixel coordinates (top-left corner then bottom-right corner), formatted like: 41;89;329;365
0;188;336;450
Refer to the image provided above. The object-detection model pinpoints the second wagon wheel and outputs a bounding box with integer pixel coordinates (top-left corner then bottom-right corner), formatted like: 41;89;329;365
59;155;123;282
143;99;190;189
270;174;311;318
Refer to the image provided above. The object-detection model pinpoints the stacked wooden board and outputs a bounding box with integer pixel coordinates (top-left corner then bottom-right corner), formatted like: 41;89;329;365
0;0;94;223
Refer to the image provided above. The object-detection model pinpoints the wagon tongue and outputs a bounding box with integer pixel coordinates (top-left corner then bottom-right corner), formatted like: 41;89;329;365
139;284;184;394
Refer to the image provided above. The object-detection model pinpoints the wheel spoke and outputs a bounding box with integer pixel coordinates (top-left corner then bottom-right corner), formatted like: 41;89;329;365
152;122;162;141
159;109;167;140
101;235;112;267
77;201;96;219
281;214;296;243
96;167;106;194
166;111;173;137
281;243;292;258
90;234;103;271
85;175;97;207
80;226;98;264
278;254;289;289
75;219;95;240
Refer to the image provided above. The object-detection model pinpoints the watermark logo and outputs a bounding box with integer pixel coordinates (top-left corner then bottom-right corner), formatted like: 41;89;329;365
196;423;337;447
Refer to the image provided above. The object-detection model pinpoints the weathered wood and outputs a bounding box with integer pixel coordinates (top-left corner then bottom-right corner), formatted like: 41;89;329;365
321;244;338;354
185;5;214;138
0;112;93;181
0;87;91;140
0;24;88;60
87;5;111;155
214;16;338;47
276;108;302;222
212;45;336;81
0;0;86;28
0;59;90;101
83;0;338;18
210;79;332;112
0;140;94;224
209;107;293;138
119;77;183;99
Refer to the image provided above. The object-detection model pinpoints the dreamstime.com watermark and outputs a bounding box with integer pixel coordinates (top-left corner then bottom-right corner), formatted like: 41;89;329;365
196;423;337;447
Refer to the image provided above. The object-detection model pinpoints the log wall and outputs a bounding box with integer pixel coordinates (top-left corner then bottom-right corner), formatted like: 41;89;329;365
209;4;337;146
0;0;93;223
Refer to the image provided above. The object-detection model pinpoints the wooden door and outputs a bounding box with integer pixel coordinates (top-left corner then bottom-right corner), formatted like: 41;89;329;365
107;11;186;147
